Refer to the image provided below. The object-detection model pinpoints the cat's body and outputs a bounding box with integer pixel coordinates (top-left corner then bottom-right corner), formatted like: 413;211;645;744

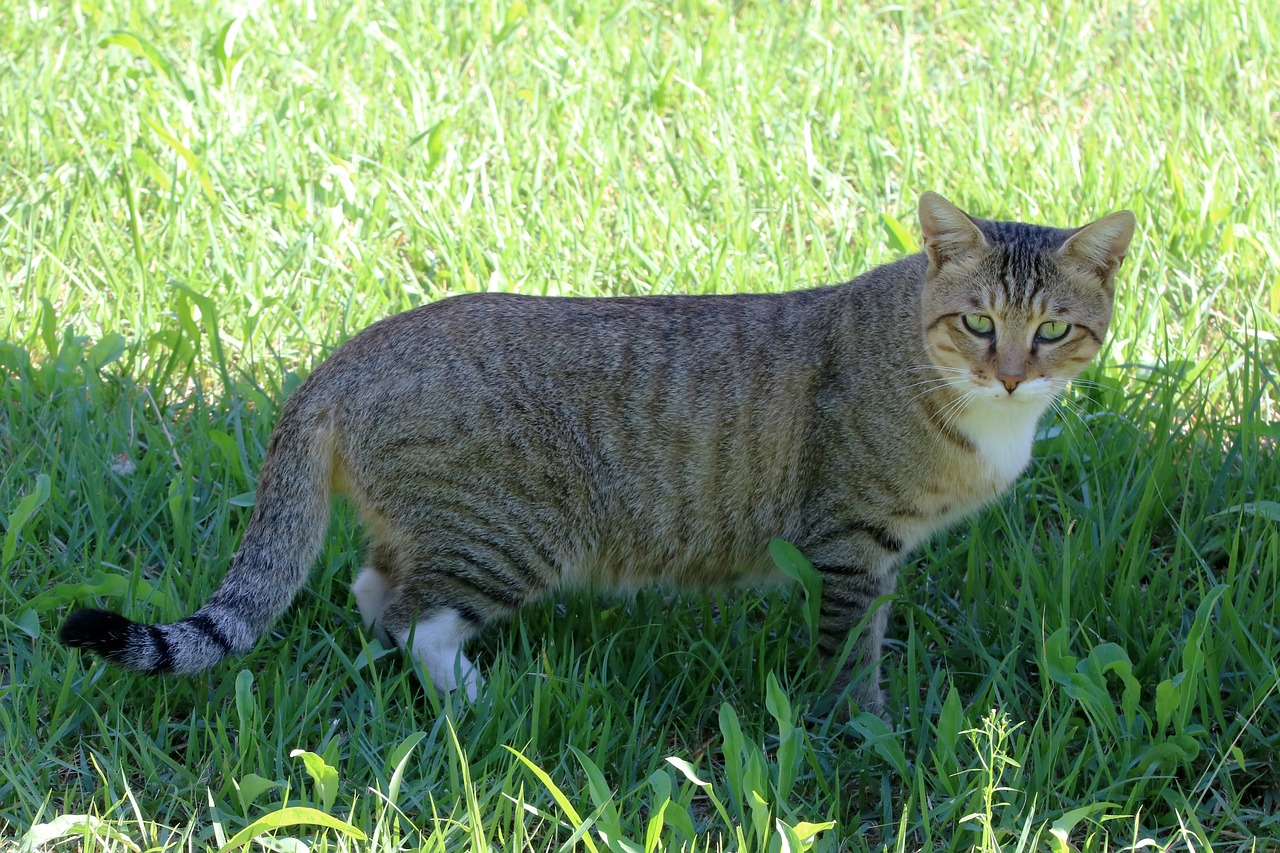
61;193;1135;714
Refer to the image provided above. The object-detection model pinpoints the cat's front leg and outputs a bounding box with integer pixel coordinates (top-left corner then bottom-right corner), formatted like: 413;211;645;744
816;572;897;719
802;531;902;719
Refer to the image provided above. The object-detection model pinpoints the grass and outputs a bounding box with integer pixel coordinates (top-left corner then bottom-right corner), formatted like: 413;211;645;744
1;0;1278;849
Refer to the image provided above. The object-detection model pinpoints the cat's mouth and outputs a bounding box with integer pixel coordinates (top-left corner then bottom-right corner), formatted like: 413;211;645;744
972;375;1056;402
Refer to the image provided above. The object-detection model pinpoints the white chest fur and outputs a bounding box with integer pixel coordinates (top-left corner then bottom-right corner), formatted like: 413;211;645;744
956;395;1050;492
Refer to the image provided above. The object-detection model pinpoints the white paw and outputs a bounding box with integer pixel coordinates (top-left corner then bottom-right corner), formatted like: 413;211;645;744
394;610;483;701
352;567;392;645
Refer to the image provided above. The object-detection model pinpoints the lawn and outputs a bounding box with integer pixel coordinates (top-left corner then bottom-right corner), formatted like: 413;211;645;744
1;0;1277;850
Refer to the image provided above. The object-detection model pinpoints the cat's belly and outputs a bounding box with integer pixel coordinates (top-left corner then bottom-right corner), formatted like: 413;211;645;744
567;522;787;591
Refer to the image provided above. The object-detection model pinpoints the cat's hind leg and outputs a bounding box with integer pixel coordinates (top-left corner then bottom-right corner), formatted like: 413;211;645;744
352;565;392;645
389;608;484;701
370;529;547;702
353;545;485;702
378;596;483;696
352;541;399;645
375;564;496;702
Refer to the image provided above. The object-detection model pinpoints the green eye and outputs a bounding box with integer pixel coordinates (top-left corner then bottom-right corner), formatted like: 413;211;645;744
962;314;994;336
1037;320;1071;341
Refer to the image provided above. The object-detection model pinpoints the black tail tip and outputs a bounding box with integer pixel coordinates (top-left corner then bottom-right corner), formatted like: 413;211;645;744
60;608;137;660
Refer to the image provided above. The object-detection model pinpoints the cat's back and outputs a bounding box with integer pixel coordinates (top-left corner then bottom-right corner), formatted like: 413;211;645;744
311;287;852;425
334;287;841;369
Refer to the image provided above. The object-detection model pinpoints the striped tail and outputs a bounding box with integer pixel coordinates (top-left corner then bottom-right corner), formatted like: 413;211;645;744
60;400;335;674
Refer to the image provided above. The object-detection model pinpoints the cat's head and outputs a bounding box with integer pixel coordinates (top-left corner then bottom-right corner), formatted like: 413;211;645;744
917;191;1135;405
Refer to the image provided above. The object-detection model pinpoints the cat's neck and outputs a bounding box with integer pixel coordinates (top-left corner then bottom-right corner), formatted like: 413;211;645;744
953;393;1053;489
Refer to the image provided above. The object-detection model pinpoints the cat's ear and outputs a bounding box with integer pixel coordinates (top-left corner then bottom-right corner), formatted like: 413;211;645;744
1057;210;1136;281
918;192;988;269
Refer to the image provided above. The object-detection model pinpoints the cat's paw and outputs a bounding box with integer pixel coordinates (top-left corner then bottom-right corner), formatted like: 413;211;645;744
850;681;889;721
807;682;891;725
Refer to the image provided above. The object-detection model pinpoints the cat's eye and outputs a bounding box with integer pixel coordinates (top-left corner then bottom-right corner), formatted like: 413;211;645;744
1036;320;1071;342
962;314;994;336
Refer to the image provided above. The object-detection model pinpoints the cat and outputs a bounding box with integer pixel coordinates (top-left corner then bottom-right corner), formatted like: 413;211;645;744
60;192;1135;716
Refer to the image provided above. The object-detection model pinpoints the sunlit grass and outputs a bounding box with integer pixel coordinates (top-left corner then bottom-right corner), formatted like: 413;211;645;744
2;0;1277;849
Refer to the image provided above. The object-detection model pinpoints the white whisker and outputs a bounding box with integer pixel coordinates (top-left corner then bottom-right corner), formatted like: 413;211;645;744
903;364;970;374
937;389;978;435
904;376;965;393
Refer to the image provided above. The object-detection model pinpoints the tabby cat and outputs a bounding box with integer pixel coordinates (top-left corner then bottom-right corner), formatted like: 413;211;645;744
60;192;1135;715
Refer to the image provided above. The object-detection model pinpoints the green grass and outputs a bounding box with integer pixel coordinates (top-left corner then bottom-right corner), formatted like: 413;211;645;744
2;0;1278;849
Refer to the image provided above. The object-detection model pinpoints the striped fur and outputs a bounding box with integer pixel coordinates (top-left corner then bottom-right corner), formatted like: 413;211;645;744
60;193;1134;715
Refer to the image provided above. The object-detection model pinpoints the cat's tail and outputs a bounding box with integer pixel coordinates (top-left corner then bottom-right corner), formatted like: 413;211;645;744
60;393;337;674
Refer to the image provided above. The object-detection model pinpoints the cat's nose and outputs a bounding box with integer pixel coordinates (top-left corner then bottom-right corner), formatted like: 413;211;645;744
997;374;1024;394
